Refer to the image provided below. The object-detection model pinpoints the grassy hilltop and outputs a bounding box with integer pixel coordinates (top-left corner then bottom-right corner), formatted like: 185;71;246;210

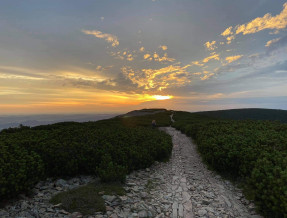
1;108;287;217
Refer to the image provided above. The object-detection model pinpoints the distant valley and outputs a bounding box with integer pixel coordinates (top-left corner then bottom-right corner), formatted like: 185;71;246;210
0;114;118;131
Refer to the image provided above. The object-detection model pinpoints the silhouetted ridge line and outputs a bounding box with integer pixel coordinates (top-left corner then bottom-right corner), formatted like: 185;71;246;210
193;108;287;123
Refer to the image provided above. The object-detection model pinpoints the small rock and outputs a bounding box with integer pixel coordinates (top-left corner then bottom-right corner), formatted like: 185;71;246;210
106;206;114;211
70;212;83;218
17;211;34;218
140;192;148;199
20;201;30;210
37;193;44;197
52;203;62;208
138;210;148;217
59;209;69;215
198;209;207;216
55;179;67;187
55;186;63;191
102;195;117;202
119;196;128;201
110;213;118;218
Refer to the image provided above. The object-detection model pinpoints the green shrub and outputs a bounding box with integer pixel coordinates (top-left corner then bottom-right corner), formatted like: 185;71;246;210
0;143;44;198
249;152;287;217
96;154;127;183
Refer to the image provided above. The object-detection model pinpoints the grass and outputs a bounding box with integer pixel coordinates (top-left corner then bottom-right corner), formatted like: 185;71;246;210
49;183;125;215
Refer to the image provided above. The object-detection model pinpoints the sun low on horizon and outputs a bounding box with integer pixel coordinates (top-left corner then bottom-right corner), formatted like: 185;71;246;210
0;0;287;115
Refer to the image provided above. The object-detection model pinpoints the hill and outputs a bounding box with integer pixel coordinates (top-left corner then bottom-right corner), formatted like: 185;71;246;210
194;108;287;123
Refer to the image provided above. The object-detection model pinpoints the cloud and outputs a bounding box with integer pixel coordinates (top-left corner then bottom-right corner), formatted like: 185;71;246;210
144;54;151;59
82;30;119;47
235;3;287;35
160;45;168;50
122;64;191;91
265;37;281;47
109;50;135;61
0;65;47;80
191;61;204;66
154;53;175;62
204;41;217;51
143;52;175;62
219;3;287;45
226;35;235;44
200;71;214;80
202;53;220;63
221;26;233;36
265;35;287;54
225;55;243;63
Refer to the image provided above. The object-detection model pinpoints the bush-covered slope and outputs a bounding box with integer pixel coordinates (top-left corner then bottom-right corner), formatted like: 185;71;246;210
195;108;287;123
172;111;287;217
0;111;172;200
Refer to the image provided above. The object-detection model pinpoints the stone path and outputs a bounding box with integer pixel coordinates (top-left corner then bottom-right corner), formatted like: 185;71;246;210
157;127;261;218
1;127;262;218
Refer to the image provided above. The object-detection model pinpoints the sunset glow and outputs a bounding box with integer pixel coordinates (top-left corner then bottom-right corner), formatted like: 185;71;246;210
0;1;286;114
152;95;173;100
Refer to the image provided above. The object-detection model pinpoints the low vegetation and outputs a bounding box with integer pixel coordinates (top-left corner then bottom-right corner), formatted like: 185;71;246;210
0;109;172;200
172;111;287;217
49;183;125;215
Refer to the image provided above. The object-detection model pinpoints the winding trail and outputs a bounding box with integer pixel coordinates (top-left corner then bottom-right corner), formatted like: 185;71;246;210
159;127;261;217
123;126;262;217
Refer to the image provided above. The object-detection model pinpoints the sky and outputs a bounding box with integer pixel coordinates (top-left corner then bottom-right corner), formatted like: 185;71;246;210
0;0;287;114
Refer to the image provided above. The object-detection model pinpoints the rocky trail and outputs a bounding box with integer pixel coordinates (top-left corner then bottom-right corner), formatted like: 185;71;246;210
1;124;262;217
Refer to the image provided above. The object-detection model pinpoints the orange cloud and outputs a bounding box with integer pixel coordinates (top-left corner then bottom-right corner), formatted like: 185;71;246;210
144;54;151;59
265;37;281;47
202;53;220;63
154;53;175;62
191;61;204;66
200;72;214;80
220;3;287;45
82;30;119;47
226;35;235;44
160;45;168;50
221;26;233;36
122;64;191;91
235;3;287;35
225;55;243;63
204;41;217;51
